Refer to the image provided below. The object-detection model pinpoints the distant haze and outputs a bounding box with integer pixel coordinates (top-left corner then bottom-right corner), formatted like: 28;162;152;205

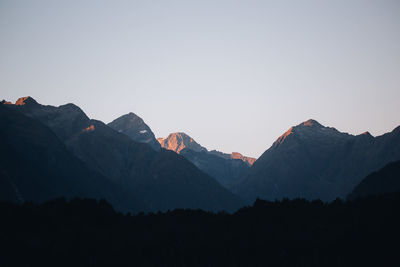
1;0;399;158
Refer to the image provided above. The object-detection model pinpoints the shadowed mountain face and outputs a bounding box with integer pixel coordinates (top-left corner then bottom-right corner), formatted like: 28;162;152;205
0;105;144;212
4;97;91;142
209;150;256;166
178;149;252;188
348;160;400;200
3;97;243;212
108;112;161;151
233;119;400;202
158;132;256;187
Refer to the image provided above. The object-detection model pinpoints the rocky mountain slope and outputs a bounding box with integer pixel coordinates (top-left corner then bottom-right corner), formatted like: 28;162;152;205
348;160;400;200
2;97;243;212
233;119;400;202
0;104;144;212
158;132;256;187
158;132;207;154
209;150;256;166
108;112;161;151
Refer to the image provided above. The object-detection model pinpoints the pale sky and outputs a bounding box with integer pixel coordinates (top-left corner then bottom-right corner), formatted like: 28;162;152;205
1;0;399;158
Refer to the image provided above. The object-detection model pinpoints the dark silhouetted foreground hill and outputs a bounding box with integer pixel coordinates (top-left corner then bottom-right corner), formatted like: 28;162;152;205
0;193;399;267
234;119;400;202
348;160;400;200
2;97;243;212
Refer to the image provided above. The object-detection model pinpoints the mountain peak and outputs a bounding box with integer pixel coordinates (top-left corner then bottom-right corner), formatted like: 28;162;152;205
158;132;206;154
109;112;146;129
1;100;12;105
274;120;335;146
168;132;191;139
361;131;372;136
127;112;141;118
108;112;160;151
15;96;38;106
301;119;323;128
117;112;143;122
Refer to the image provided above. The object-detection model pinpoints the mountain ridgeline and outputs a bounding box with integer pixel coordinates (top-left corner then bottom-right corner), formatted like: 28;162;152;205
2;96;400;212
1;97;243;212
108;112;161;151
157;132;256;187
106;113;256;188
233;119;400;202
0;104;144;211
1;96;400;267
348;160;400;200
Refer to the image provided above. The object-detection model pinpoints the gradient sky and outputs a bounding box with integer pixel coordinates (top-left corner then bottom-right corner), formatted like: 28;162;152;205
1;0;399;158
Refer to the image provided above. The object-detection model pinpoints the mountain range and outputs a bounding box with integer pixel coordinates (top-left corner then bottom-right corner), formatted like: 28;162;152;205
1;96;400;212
0;104;144;211
106;113;256;188
1;97;243;212
232;119;400;202
157;132;256;187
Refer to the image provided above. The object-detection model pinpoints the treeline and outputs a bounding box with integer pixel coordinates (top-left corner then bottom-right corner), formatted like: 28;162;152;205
1;194;399;267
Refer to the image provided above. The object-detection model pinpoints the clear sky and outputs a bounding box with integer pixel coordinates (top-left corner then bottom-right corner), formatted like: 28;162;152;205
1;0;399;158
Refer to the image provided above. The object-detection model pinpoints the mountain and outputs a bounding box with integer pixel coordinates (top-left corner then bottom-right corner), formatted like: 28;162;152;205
158;132;207;153
158;132;256;187
3;97;243;212
108;112;161;151
233;119;400;202
348;160;400;200
0;104;144;212
5;96;91;142
209;150;256;166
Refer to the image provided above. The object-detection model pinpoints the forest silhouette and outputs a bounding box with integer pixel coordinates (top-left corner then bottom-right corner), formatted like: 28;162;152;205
1;192;399;267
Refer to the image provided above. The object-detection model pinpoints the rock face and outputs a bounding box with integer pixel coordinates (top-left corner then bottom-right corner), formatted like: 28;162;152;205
209;150;256;167
2;97;243;212
231;152;256;166
348;160;400;200
3;96;92;142
158;132;256;187
233;119;400;202
108;113;161;151
158;132;206;154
